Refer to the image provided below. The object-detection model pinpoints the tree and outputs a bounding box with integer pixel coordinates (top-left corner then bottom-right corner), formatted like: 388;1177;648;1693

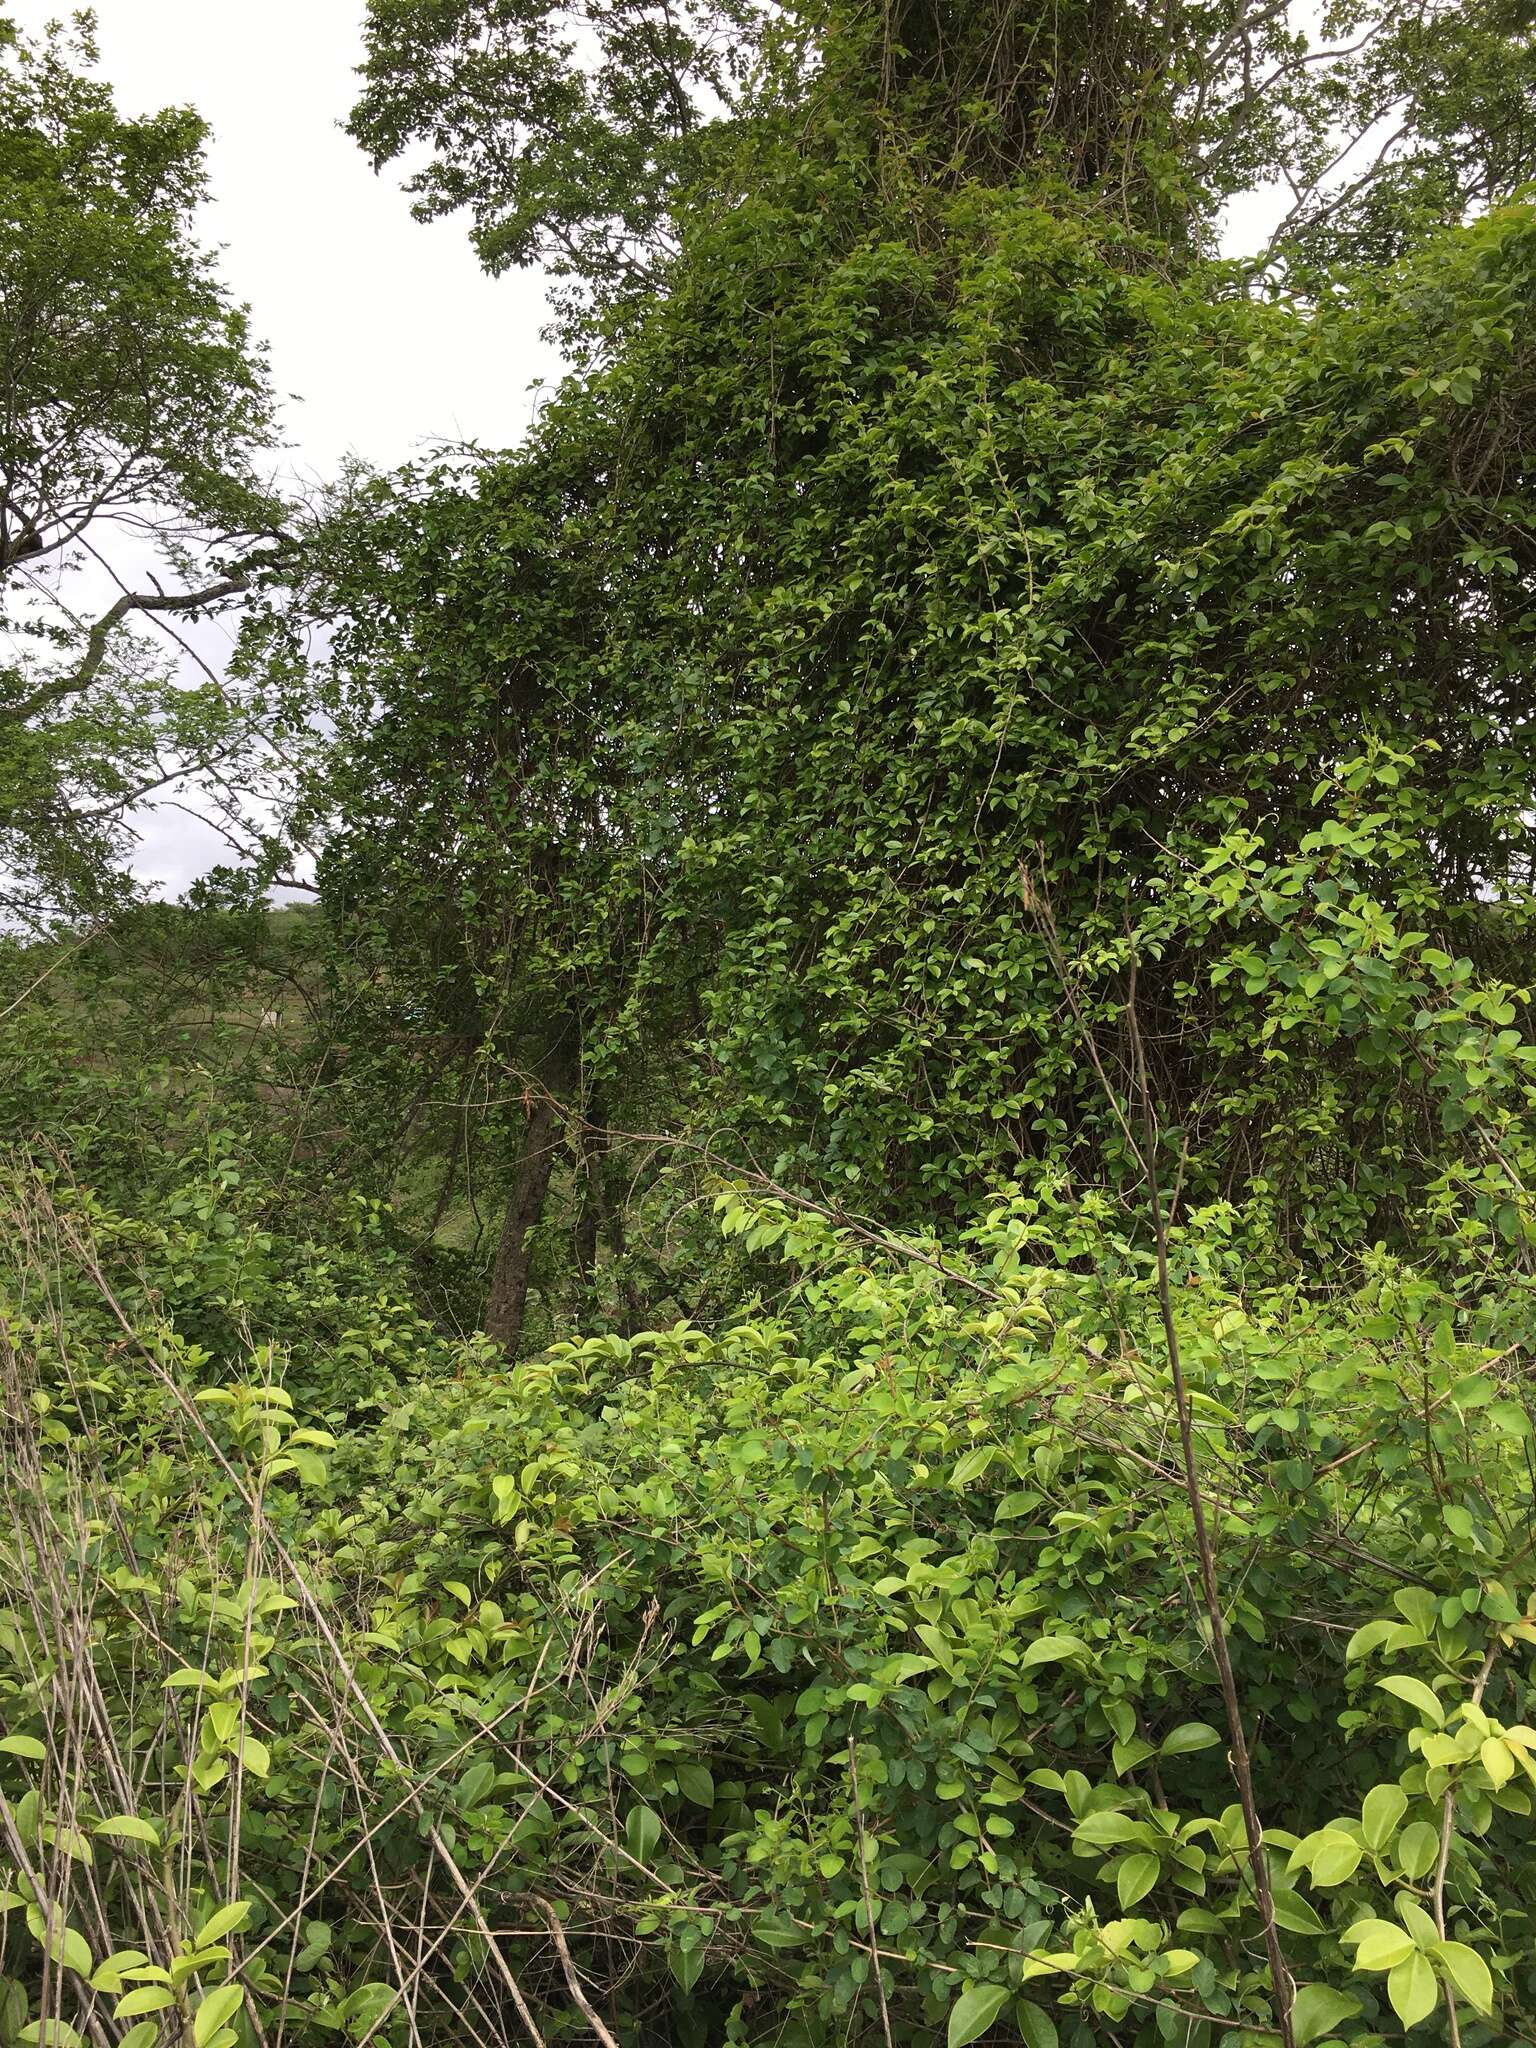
295;436;712;1351
323;0;1536;1285
0;12;285;926
351;0;1536;338
348;0;786;346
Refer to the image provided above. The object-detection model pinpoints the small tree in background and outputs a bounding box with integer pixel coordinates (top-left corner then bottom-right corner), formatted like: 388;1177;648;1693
0;10;287;927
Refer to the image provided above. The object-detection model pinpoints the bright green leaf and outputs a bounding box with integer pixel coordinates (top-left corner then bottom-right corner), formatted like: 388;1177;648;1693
1377;1676;1444;1727
1434;1941;1494;2016
94;1816;160;1848
114;1989;175;2020
1159;1722;1221;1757
947;1980;1010;2048
193;1982;244;2045
1291;1984;1363;2046
1387;1949;1438;2028
1116;1853;1159;1910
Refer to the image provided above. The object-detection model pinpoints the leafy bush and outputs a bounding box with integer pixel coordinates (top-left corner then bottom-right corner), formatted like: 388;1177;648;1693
3;1139;1532;2045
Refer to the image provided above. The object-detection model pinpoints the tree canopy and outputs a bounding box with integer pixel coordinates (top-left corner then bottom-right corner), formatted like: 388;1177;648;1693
351;0;1536;342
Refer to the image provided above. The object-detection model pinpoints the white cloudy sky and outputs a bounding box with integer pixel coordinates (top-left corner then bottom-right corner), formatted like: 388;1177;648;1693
10;0;562;896
22;0;563;475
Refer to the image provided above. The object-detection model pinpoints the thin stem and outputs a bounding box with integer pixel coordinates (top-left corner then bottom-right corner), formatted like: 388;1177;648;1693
1125;977;1296;2048
849;1738;896;2048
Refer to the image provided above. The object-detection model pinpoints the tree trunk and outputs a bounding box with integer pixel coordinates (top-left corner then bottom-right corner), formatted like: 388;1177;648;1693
484;1092;559;1354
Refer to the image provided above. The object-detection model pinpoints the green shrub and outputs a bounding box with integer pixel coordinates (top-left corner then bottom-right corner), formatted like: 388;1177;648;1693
2;1153;1532;2044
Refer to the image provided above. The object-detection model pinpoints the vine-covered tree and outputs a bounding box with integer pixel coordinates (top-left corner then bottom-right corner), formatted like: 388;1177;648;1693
351;0;1536;338
4;3;1536;2044
310;0;1536;1340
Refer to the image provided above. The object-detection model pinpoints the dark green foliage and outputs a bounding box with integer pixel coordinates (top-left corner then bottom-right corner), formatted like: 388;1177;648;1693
308;151;1536;1266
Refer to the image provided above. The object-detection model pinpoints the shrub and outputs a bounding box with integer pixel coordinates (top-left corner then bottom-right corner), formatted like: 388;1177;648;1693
2;1155;1532;2044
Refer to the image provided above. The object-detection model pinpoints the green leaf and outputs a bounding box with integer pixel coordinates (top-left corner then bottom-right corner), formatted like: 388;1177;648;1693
120;2028;162;2048
1159;1722;1221;1756
947;1980;1010;2048
753;1914;804;1950
1387;1950;1438;2028
0;1977;24;2040
1351;1919;1415;1971
668;1941;705;1992
1019;1635;1087;1671
675;1763;714;1808
1434;1941;1494;2015
457;1760;496;1811
1291;1984;1363;2046
1396;1820;1439;1879
193;1983;244;2045
114;1989;174;2020
89;1949;148;1994
1345;1620;1398;1661
94;1816;161;1848
1377;1676;1444;1726
1397;1898;1437;1947
1071;1811;1144;1849
1479;1736;1514;1788
625;1806;662;1866
1015;2003;1058;2048
994;1491;1040;1522
1116;1853;1159;1910
1393;1587;1438;1637
1270;1888;1324;1936
0;1737;45;1762
196;1901;251;1946
949;1445;996;1487
916;1625;958;1676
1309;1830;1362;1886
285;1446;327;1486
1361;1782;1407;1852
46;1924;92;1979
338;1984;394;2034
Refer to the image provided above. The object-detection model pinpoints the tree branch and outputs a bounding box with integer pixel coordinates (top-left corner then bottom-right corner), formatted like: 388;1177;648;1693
3;570;256;724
